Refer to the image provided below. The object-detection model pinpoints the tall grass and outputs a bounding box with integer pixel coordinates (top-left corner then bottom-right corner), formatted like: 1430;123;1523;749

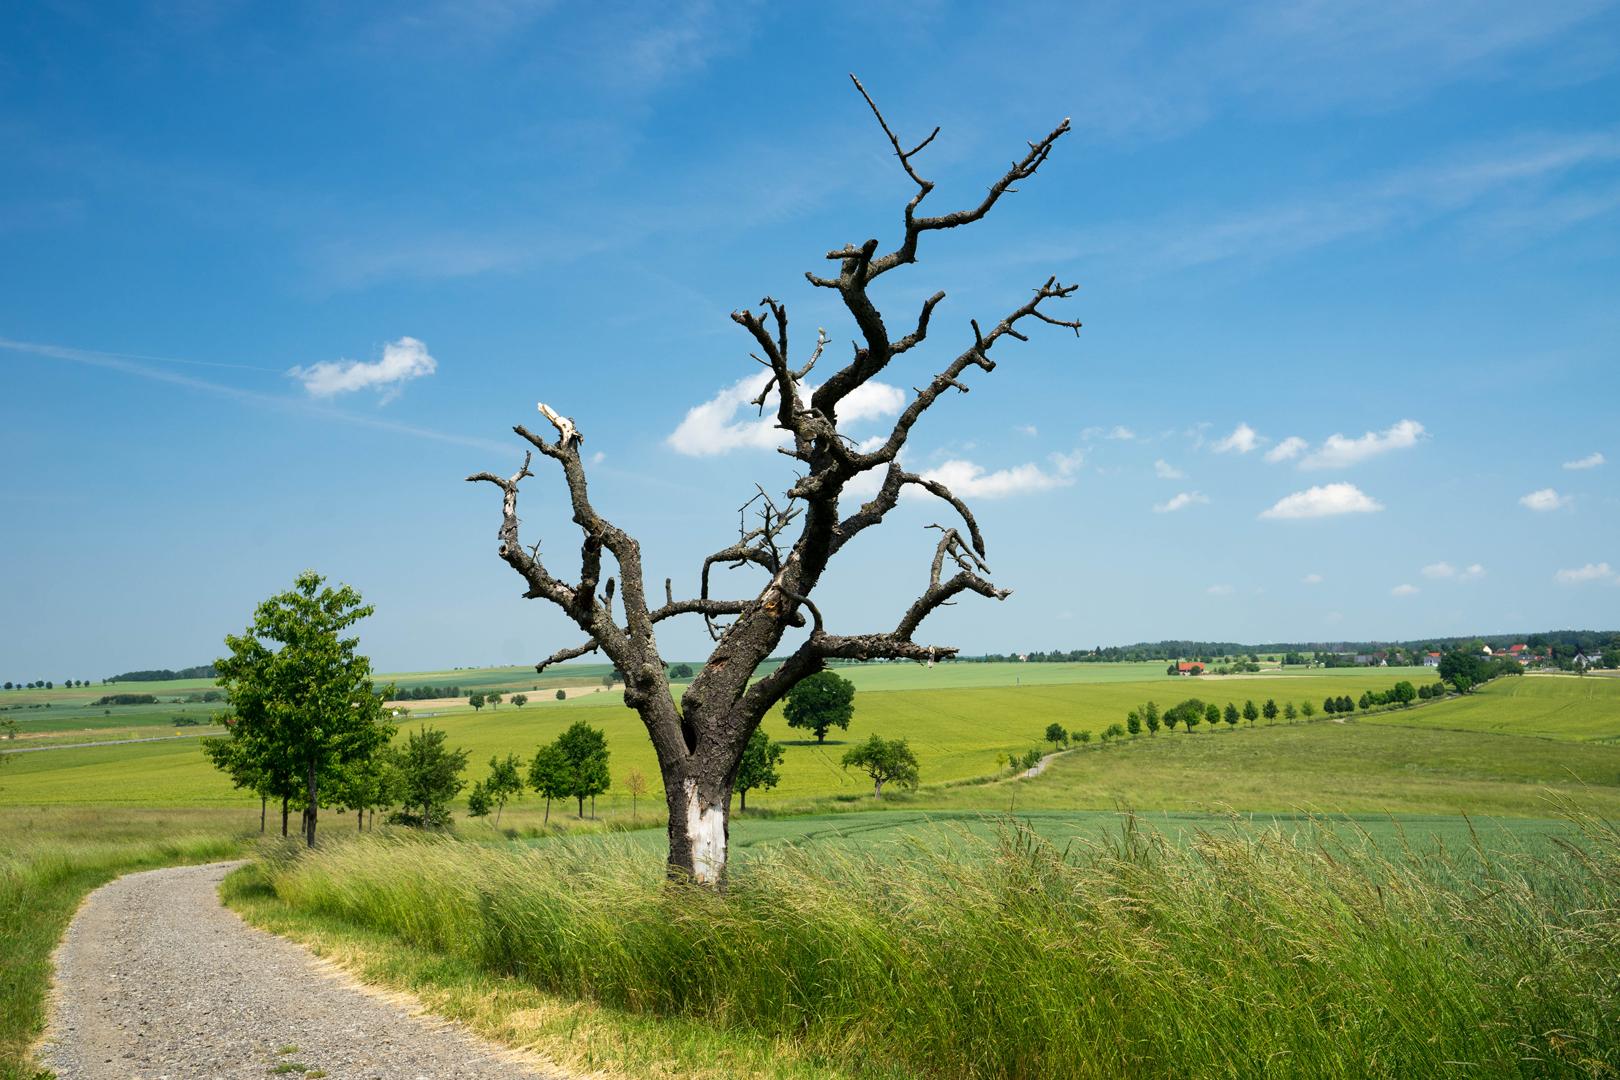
255;805;1620;1079
0;807;256;1080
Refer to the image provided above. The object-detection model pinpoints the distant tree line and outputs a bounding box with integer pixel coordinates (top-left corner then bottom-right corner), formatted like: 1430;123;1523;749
106;665;218;682
383;684;462;701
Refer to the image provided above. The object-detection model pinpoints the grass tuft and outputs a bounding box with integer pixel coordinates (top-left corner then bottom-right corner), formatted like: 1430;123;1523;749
244;802;1620;1079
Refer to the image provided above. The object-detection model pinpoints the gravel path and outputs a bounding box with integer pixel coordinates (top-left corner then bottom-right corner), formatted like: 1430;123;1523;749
39;862;555;1080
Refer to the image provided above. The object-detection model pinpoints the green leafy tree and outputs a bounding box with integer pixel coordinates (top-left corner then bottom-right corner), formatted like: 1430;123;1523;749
1223;702;1239;727
556;719;611;818
1262;699;1277;724
1419;683;1432;700
1183;702;1202;733
1391;681;1416;706
1102;722;1127;742
1300;699;1315;718
511;693;528;708
555;689;566;701
1074;729;1092;744
1239;700;1257;725
735;728;786;811
1358;692;1372;711
1126;710;1143;735
1144;703;1161;736
1202;702;1220;731
391;725;469;827
481;752;524;827
488;692;504;710
527;743;570;823
1221;704;1236;730
671;664;694;679
784;670;856;743
206;571;395;846
1020;747;1043;769
326;750;399;833
1283;701;1297;721
1163;707;1180;734
1046;722;1070;748
466;781;493;819
841;734;919;797
624;766;649;817
469;692;486;712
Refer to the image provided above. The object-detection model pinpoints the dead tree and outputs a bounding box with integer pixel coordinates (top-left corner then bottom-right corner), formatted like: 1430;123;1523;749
470;77;1081;882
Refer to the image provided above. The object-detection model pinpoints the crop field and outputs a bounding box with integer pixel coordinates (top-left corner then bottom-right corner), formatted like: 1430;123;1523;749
1363;672;1620;742
6;670;1616;820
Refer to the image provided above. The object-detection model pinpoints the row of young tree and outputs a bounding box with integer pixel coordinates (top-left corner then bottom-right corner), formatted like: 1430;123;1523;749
4;679;92;689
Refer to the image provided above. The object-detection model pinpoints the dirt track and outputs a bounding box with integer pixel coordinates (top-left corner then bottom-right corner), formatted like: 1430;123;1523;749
40;862;554;1079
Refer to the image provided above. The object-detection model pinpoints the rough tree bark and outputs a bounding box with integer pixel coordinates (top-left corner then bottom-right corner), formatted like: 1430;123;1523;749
470;77;1081;883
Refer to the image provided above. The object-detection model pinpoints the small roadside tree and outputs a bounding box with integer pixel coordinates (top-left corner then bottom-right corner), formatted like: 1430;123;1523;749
1144;704;1161;736
511;693;528;708
1045;722;1069;749
527;742;570;823
624;766;649;818
555;689;566;701
488;692;504;710
1300;699;1315;718
557;719;610;818
1283;701;1297;721
469;692;486;712
467;781;493;820
1358;692;1372;712
784;670;856;744
1241;700;1259;725
482;751;524;827
735;728;786;811
1127;710;1143;735
208;571;396;847
1262;699;1278;724
1390;680;1416;707
391;725;469;827
1223;702;1239;727
841;734;919;797
1204;702;1221;731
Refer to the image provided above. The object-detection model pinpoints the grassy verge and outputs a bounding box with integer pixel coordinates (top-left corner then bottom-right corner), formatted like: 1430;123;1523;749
0;807;259;1080
238;806;1620;1079
223;858;875;1080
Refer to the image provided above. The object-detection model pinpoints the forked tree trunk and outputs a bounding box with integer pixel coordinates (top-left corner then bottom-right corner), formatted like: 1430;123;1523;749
469;78;1080;885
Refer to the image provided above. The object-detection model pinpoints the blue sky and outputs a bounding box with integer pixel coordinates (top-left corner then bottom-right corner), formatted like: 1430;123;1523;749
2;0;1617;677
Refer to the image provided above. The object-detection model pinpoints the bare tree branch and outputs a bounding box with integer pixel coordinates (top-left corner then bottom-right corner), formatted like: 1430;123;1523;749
536;639;601;674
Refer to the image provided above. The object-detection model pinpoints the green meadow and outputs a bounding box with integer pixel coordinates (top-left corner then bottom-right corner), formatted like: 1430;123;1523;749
1364;672;1620;742
6;668;1615;820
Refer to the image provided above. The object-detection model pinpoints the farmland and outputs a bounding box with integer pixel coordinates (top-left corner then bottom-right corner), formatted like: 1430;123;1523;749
5;667;1616;820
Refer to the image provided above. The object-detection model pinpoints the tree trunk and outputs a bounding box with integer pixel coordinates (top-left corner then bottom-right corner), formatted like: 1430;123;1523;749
260;796;266;835
357;808;363;831
873;777;884;797
576;795;584;819
305;759;318;848
543;796;550;824
739;788;748;812
281;794;289;837
494;801;503;828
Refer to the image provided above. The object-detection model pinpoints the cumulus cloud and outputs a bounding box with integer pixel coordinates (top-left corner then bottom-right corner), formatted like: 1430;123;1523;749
1564;452;1604;470
1264;436;1308;463
667;371;904;456
1520;488;1572;511
1259;483;1384;520
1048;450;1086;476
1154;459;1185;479
1299;419;1425;469
1554;562;1614;584
288;336;437;401
1207;584;1234;595
1302;573;1323;584
1213;422;1263;454
919;459;1073;499
1015;424;1038;437
1154;491;1210;513
1389;583;1420;596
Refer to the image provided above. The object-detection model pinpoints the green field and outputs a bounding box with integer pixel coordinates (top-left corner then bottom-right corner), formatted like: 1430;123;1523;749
6;672;1617;820
1364;672;1620;742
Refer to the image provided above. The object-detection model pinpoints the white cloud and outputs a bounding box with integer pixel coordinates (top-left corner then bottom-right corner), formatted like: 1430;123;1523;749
1048;450;1086;476
1015;424;1038;437
1554;562;1614;584
1082;425;1136;441
1424;561;1486;581
1212;422;1263;454
666;371;904;457
919;459;1073;499
1564;452;1604;470
1259;483;1384;520
1302;573;1323;584
1154;459;1185;479
1519;488;1572;511
1154;491;1210;513
1389;583;1420;597
1263;436;1308;463
288;336;437;401
1206;585;1234;595
1299;419;1425;469
589;451;606;465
